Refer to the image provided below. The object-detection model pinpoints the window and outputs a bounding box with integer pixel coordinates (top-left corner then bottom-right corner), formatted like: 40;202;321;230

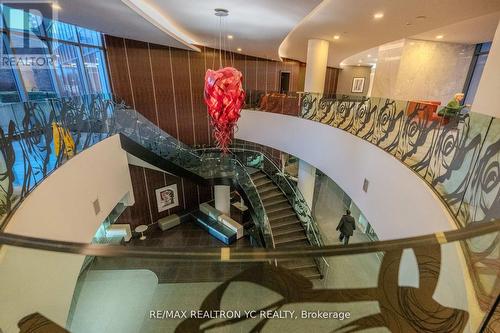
81;47;110;95
51;41;85;96
0;5;110;102
0;35;21;102
464;42;492;105
8;34;58;100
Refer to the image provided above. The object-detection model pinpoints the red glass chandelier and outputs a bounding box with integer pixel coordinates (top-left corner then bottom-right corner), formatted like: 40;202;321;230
203;8;245;153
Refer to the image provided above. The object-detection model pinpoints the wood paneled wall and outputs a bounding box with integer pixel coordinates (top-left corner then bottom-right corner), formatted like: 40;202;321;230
104;34;339;227
324;67;340;95
105;35;305;147
116;165;213;228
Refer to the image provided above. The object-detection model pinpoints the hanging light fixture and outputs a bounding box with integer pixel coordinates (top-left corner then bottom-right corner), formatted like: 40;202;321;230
203;8;245;154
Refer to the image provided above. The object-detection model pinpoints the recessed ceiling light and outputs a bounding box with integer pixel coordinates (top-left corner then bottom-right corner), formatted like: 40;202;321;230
436;35;444;39
52;3;61;10
367;54;372;58
374;12;384;19
333;35;340;40
237;48;242;52
227;35;233;39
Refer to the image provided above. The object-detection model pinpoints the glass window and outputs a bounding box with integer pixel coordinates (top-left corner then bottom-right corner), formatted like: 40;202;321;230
8;34;57;100
51;41;85;96
77;27;102;47
465;53;488;106
0;6;110;101
44;18;77;42
81;47;110;95
2;6;45;36
480;42;492;53
0;34;21;102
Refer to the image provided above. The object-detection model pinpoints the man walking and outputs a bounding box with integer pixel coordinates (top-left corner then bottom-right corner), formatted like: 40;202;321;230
336;210;356;245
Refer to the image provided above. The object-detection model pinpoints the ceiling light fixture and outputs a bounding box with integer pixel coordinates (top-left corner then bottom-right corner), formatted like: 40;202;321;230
333;35;340;40
436;35;444;39
367;54;372;58
237;48;242;52
52;2;61;10
373;12;384;19
227;35;233;39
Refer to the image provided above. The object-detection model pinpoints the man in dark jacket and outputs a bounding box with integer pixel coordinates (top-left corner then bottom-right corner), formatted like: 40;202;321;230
336;210;356;245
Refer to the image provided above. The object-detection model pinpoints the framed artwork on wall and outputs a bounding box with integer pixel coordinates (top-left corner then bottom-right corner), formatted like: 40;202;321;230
351;77;365;93
155;184;179;212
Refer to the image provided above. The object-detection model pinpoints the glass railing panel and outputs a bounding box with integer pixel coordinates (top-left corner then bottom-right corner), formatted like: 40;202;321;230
457;117;499;225
1;223;498;332
351;96;378;140
426;112;494;222
397;101;445;179
373;98;408;157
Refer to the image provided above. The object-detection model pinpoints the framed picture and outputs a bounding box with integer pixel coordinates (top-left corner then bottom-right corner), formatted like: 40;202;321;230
155;184;179;212
351;77;365;93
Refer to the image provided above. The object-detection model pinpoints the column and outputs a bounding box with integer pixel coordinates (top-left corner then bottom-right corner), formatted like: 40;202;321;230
297;159;316;208
304;39;330;93
472;19;500;118
214;185;230;215
298;39;329;208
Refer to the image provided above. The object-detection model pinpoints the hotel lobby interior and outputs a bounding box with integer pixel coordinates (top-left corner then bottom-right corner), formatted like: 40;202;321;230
0;1;499;332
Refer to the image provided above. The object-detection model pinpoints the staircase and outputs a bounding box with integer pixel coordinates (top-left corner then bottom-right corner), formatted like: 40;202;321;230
250;171;321;279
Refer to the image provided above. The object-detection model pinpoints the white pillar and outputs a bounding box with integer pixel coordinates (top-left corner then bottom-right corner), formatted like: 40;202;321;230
471;19;500;118
297;160;316;209
297;40;329;208
214;185;230;215
304;39;330;93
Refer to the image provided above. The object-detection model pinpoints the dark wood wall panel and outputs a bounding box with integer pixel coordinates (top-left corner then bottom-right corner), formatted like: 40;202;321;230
189;49;210;146
324;67;340;95
171;48;195;145
116;165;152;228
150;44;179;138
104;35;134;106
116;166;211;228
105;34;316;227
125;39;157;124
245;57;257;91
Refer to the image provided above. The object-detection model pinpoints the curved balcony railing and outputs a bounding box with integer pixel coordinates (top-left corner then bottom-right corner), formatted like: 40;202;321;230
246;92;499;229
0;219;498;332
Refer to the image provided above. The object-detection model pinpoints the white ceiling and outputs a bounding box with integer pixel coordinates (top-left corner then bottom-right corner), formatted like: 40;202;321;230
56;0;500;66
56;0;189;49
56;0;321;60
280;0;500;67
342;11;500;68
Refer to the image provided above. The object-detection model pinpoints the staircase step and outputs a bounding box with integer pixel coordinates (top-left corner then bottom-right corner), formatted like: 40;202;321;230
272;223;305;237
265;202;291;214
257;183;278;194
253;178;272;187
274;231;307;245
250;172;267;182
275;238;309;247
260;189;283;201
268;209;296;221
263;196;288;207
280;259;317;270
270;217;301;229
291;266;322;280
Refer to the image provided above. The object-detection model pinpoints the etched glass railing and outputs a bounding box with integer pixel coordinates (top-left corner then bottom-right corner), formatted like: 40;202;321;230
0;219;498;332
0;94;118;228
296;93;499;228
0;95;231;229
